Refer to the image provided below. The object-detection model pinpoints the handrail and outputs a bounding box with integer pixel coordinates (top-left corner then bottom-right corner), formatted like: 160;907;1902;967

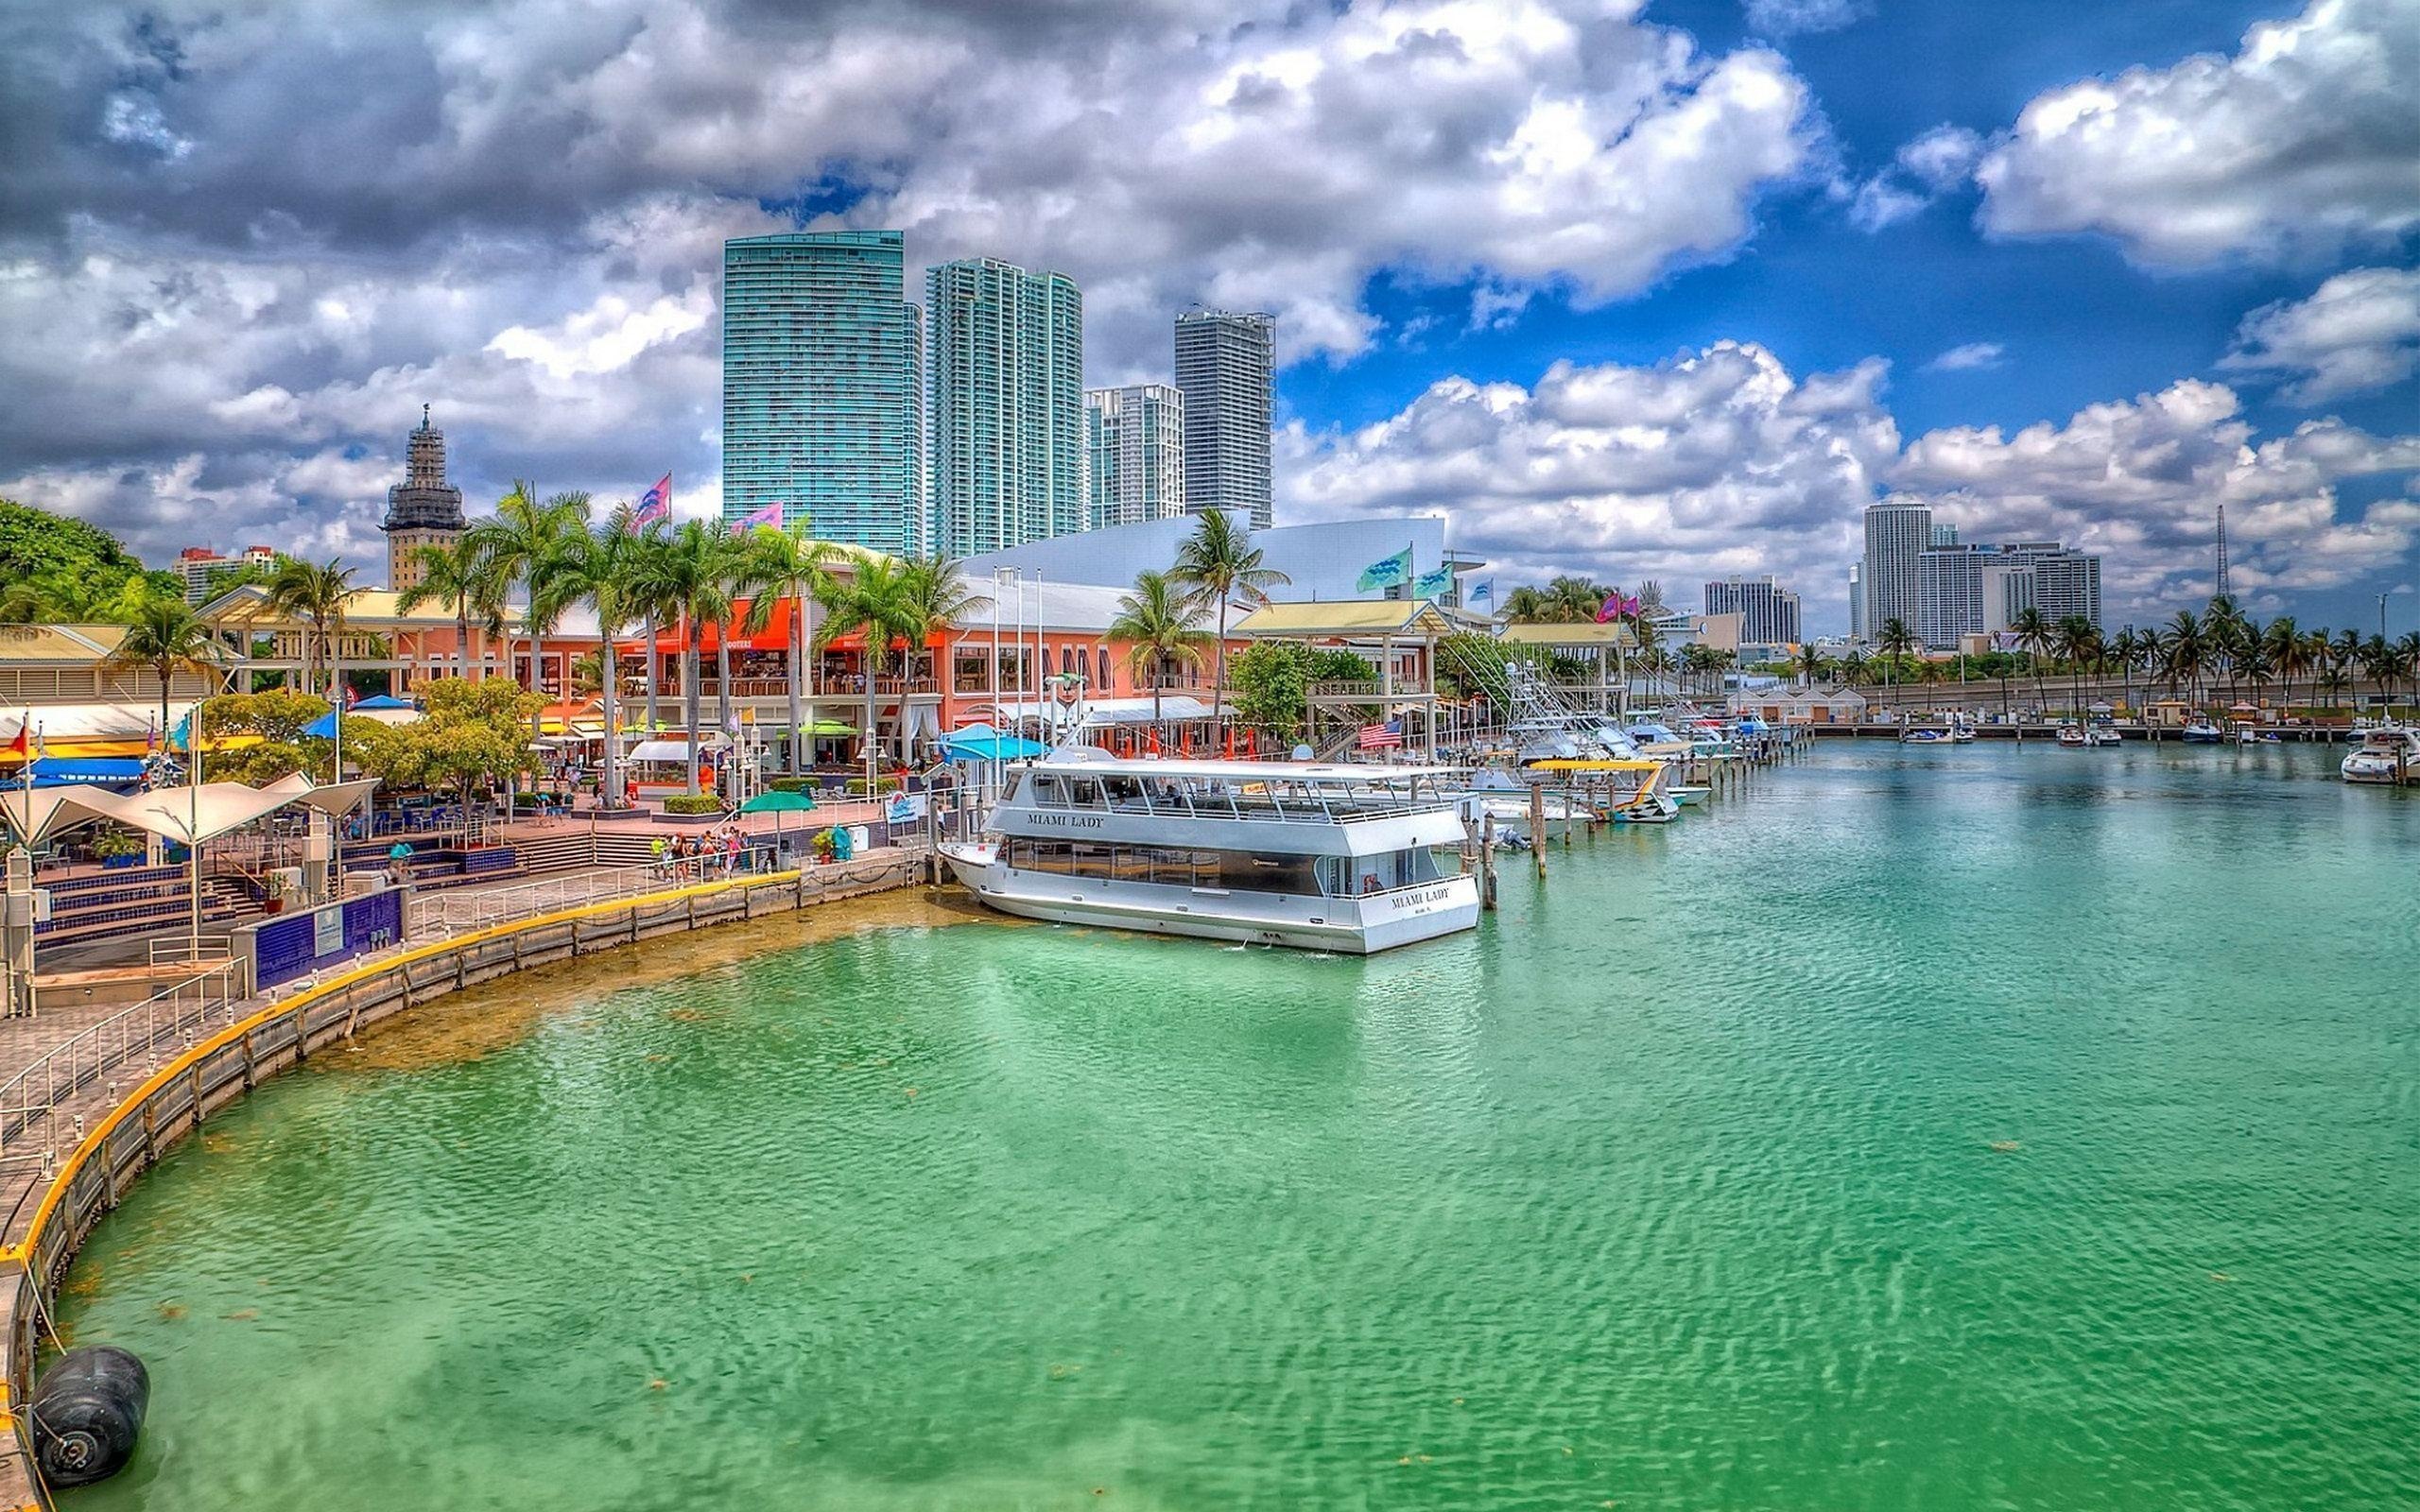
406;863;662;939
0;960;240;1161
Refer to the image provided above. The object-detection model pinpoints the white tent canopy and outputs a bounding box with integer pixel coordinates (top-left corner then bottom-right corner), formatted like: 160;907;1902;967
628;737;730;764
4;779;365;848
263;772;379;816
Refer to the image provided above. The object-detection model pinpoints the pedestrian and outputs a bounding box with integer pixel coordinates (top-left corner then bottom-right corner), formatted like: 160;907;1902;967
725;826;742;876
649;835;667;878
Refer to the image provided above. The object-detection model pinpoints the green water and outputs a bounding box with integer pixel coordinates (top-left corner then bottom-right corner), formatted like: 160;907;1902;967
57;743;2420;1510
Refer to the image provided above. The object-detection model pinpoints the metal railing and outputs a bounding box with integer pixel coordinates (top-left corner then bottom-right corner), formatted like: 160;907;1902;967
405;864;664;940
0;961;242;1165
147;934;234;969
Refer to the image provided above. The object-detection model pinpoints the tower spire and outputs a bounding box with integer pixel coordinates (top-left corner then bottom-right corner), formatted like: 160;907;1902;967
2215;504;2230;601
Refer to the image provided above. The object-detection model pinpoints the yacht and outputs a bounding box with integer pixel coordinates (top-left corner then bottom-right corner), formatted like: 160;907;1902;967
2341;725;2420;785
2057;723;2120;747
2180;718;2224;743
937;751;1481;954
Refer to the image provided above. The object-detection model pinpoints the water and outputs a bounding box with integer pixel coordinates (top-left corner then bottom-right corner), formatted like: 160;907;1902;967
56;743;2420;1510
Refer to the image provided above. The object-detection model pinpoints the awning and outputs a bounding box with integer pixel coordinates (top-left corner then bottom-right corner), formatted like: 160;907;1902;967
639;599;803;656
629;737;729;764
981;695;1217;728
263;772;380;816
942;732;1049;762
69;782;297;845
11;757;148;789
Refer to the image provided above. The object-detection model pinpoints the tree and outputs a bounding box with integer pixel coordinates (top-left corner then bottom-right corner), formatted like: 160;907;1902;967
2263;616;2304;712
735;526;837;777
2010;607;2051;714
350;677;542;813
199;689;334;786
1795;642;1824;689
1227;643;1312;741
1876;619;1917;697
0;499;176;621
535;506;648;805
105;592;221;740
1109;570;1210;734
399;533;506;684
1501;585;1554;624
471;482;591;749
1169;510;1289;724
813;554;925;782
897;552;988;691
631;521;744;795
2056;615;2100;726
265;557;357;699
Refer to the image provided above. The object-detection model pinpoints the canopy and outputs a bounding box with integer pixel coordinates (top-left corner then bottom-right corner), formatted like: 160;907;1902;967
302;711;342;739
942;731;1049;762
262;772;379;816
629;737;729;764
774;719;858;738
1;786;95;848
354;694;414;711
738;789;819;815
1;757;148;792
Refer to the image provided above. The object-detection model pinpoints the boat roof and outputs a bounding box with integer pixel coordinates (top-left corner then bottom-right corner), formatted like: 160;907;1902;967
1031;752;1461;781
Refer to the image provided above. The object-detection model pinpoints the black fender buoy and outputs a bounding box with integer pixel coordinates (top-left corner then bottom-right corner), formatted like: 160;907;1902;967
30;1346;149;1487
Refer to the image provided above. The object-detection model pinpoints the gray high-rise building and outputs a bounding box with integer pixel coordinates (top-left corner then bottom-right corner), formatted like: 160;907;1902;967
1085;385;1185;530
1703;575;1803;644
1848;561;1866;643
1918;539;2104;645
926;258;1085;554
1862;501;1932;644
1174;309;1274;529
721;232;924;554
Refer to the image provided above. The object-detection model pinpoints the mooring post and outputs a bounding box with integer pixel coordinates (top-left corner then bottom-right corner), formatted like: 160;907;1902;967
1529;783;1547;880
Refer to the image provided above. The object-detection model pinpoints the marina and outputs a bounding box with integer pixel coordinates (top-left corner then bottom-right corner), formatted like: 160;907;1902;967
45;738;2420;1511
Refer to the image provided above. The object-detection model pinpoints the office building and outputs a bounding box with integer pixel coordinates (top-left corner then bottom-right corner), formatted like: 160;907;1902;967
927;257;1085;554
1861;501;1931;643
2029;547;2102;627
1174;309;1274;529
1085;385;1185;530
1702;575;1802;645
381;406;468;593
1916;539;2104;645
722;232;924;554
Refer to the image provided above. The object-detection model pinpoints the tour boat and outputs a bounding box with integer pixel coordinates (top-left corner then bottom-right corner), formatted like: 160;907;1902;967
2341;725;2420;785
937;751;1480;954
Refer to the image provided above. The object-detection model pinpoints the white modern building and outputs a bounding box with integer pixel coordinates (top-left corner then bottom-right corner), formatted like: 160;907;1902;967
1847;561;1865;643
1703;576;1802;645
1862;501;1931;642
1918;539;2104;645
1084;385;1185;530
1174;309;1274;530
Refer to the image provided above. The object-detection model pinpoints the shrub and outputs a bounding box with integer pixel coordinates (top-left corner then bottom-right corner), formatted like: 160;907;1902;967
769;777;817;794
661;794;723;816
843;776;903;797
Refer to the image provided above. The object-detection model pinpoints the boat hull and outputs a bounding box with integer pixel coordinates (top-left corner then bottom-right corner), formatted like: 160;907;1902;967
939;847;1479;954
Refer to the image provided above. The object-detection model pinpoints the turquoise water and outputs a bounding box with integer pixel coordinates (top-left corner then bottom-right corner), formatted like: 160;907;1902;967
57;742;2420;1510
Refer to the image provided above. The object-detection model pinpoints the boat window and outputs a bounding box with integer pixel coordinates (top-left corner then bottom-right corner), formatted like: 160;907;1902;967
1112;847;1153;882
1029;776;1063;807
1190;850;1224;889
1241;853;1321;896
1069;842;1115;880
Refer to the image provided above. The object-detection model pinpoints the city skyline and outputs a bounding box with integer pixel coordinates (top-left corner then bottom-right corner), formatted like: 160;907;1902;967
0;1;2414;634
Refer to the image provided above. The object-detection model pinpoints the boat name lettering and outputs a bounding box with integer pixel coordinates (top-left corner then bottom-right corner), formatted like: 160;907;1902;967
1033;812;1107;830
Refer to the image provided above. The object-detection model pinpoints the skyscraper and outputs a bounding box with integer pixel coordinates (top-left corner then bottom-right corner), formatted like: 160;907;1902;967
1918;538;2104;645
1702;575;1803;644
926;258;1085;554
1862;500;1932;642
1847;561;1866;644
722;232;923;555
1085;385;1185;529
382;405;467;592
1174;309;1274;529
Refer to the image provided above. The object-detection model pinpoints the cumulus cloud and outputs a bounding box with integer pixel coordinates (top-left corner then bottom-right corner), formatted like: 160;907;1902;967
1282;345;2420;627
2222;266;2420;404
1893;378;2420;613
1743;0;1865;39
1281;340;1900;600
1972;0;2420;265
0;0;1824;563
1846;125;1983;232
1924;341;2005;372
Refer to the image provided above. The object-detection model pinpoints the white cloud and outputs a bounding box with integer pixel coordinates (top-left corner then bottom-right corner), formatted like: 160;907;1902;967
487;288;713;380
1743;0;1864;39
2222;266;2420;404
1972;0;2420;265
1846;125;1985;232
1925;341;2005;372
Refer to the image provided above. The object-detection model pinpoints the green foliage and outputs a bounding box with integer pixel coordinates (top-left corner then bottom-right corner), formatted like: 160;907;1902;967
768;777;819;794
1433;632;1507;700
92;830;144;861
842;775;903;796
662;794;723;816
1227;643;1311;738
349;677;541;803
203;689;331;744
0;499;179;624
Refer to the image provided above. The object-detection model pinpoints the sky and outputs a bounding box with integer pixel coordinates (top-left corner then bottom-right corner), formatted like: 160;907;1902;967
0;0;2414;637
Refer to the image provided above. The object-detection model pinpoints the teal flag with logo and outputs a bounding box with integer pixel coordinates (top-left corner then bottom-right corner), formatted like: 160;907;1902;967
1357;548;1411;593
169;709;194;753
1412;565;1455;599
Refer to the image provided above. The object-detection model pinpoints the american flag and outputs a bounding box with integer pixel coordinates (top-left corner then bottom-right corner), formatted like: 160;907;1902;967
1357;721;1402;750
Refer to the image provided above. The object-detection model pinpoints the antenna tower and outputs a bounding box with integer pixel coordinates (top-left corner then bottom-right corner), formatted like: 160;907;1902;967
2215;504;2230;600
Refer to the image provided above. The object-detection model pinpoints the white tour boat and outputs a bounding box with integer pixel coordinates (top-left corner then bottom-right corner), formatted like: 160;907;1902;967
2341;725;2420;785
938;751;1481;954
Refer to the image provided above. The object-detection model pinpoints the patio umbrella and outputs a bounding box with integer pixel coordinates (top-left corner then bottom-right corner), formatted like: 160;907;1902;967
942;732;1048;762
737;786;820;858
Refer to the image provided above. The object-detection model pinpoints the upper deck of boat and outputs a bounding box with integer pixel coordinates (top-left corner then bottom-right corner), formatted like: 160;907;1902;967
1000;755;1467;829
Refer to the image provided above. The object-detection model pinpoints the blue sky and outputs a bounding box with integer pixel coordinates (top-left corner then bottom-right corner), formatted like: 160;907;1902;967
0;0;2412;635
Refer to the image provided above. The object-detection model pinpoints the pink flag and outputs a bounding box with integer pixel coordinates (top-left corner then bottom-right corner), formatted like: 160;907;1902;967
730;503;783;535
631;473;672;528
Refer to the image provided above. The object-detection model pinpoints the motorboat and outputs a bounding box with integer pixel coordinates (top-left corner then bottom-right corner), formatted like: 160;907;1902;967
2056;724;2119;748
2234;721;2279;746
1668;784;1711;807
1454;768;1585;837
2341;725;2420;784
1608;764;1682;824
1900;728;1951;745
2055;724;2087;747
937;750;1480;954
2180;719;2224;744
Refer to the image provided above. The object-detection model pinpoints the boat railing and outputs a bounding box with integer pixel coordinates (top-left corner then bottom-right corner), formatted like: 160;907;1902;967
1028;793;1459;826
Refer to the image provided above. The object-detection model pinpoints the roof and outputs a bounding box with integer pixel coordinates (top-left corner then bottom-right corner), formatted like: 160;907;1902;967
1032;752;1461;781
0;624;132;664
1231;600;1454;638
1497;622;1637;649
197;584;602;638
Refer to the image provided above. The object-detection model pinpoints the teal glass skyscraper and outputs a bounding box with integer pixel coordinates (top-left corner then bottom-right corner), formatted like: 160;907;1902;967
925;257;1084;555
721;232;923;554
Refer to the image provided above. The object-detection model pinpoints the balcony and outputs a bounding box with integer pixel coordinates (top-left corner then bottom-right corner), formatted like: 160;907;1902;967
620;674;937;701
1309;677;1433;701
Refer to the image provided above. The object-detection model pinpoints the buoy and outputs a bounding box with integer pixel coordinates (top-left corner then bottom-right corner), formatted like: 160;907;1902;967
31;1346;150;1487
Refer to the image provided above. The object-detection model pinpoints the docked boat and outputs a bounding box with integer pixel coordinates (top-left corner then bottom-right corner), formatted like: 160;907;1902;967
937;751;1481;954
2180;719;2224;743
1453;768;1585;837
1668;783;1711;806
2056;723;2120;747
2235;721;2280;746
1900;728;1951;745
1608;764;1681;823
2341;725;2420;785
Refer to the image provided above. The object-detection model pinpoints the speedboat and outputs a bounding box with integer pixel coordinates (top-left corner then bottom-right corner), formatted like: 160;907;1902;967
1454;768;1583;837
2056;724;2088;747
2234;721;2279;746
1668;784;1711;806
2180;719;2223;743
938;751;1479;954
1900;728;1951;745
2342;725;2420;784
1622;719;1693;758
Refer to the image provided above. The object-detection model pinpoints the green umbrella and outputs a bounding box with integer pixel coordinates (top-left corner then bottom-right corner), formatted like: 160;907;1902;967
738;787;819;864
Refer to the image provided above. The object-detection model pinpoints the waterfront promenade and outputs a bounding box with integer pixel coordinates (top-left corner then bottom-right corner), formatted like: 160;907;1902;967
0;825;930;1509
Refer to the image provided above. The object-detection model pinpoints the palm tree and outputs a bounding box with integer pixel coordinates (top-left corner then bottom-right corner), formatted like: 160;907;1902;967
1876;618;1917;698
2261;616;2302;713
2331;628;2363;713
1547;576;1607;624
1501;585;1555;624
1108;570;1211;734
2395;631;2420;711
398;533;506;684
534;507;645;805
2056;615;2100;726
0;577;46;636
265;558;356;700
630;521;743;795
814;556;928;785
471;483;591;731
1170;510;1289;724
2010;607;2051;716
736;528;837;777
2107;626;2139;715
1795;642;1824;689
105;593;220;748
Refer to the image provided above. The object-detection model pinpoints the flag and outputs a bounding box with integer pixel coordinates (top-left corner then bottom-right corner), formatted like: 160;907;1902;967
344;684;359;709
169;709;194;753
1357;548;1411;593
1412;564;1455;600
730;503;783;535
147;714;160;752
631;474;672;528
6;714;26;762
1357;720;1403;750
1467;579;1493;605
1596;592;1641;624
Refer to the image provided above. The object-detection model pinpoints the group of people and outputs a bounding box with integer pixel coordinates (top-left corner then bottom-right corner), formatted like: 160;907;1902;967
649;825;752;882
